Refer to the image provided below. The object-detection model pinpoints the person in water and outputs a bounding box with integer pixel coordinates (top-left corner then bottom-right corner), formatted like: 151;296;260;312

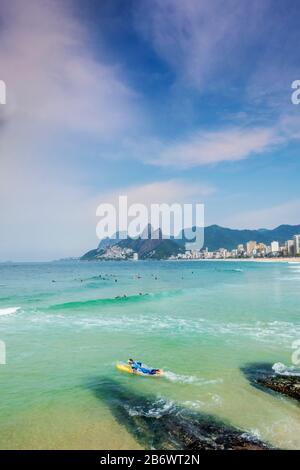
128;358;159;375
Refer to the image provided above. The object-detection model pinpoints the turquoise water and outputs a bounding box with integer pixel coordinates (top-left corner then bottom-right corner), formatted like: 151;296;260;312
0;260;300;449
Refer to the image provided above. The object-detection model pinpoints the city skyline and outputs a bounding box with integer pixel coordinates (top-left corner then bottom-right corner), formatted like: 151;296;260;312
81;223;300;261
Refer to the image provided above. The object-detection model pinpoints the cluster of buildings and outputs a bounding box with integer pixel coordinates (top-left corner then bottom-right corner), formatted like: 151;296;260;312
96;244;140;260
175;234;300;260
96;245;135;260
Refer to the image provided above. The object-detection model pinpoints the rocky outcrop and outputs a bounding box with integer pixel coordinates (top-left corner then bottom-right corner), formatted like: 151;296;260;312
87;377;273;450
241;362;300;401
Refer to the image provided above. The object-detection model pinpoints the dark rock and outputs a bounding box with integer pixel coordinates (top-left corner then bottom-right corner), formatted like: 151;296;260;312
241;362;300;402
86;378;273;450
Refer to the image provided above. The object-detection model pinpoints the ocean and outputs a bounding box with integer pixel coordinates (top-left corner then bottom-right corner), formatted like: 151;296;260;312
0;260;299;449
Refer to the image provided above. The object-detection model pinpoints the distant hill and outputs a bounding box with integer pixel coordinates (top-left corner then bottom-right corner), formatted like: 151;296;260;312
81;224;300;259
81;226;184;260
201;224;300;251
97;231;127;251
117;236;184;260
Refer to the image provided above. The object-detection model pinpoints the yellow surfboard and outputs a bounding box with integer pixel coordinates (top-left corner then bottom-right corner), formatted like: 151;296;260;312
116;362;163;377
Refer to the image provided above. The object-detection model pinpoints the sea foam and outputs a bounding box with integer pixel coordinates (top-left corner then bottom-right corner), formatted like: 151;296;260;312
0;307;20;316
272;362;300;376
164;370;222;386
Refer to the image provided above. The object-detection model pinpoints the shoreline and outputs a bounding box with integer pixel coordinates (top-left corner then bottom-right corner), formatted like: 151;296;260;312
169;257;300;263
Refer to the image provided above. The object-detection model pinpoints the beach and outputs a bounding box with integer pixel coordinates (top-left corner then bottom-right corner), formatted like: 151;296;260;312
189;258;300;263
0;260;299;449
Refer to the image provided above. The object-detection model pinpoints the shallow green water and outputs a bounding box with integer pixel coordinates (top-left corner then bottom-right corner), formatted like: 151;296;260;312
0;260;300;449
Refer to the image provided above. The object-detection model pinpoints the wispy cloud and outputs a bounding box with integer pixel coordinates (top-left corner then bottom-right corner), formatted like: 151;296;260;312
148;126;277;169
92;178;214;237
0;0;141;260
140;109;300;169
135;0;300;119
225;199;300;229
0;0;139;135
134;0;269;90
95;178;215;208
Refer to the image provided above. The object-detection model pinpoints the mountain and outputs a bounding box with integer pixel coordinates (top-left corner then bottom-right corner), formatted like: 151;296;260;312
81;224;300;260
201;224;300;251
97;231;127;251
81;225;184;260
118;234;184;260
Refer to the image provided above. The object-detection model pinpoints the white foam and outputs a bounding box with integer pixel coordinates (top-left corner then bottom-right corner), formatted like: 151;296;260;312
164;370;222;386
182;394;222;409
125;398;175;418
272;362;300;377
0;307;20;316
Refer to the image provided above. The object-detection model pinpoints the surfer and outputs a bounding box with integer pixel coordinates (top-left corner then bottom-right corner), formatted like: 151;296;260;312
128;359;160;375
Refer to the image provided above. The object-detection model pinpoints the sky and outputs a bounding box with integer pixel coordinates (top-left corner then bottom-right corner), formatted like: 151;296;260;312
0;0;300;260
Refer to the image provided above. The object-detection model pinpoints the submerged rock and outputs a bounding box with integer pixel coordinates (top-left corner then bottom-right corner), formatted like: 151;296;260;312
87;378;272;450
241;362;300;402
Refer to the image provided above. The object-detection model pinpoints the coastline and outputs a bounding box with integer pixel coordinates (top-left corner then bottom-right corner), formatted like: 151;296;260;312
169;257;300;263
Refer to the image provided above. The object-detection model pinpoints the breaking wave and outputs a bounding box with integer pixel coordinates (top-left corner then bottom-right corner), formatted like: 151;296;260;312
49;289;182;311
0;307;20;316
124;398;176;419
272;362;300;377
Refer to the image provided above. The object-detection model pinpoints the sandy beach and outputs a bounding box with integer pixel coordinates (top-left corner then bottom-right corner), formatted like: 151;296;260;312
184;258;300;263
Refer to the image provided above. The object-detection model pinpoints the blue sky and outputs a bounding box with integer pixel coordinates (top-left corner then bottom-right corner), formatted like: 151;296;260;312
0;0;300;260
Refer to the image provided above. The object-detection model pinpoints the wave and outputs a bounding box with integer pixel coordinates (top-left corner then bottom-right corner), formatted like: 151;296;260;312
272;362;300;377
49;289;182;311
182;394;222;409
164;370;222;386
0;306;20;316
26;309;300;350
124;398;176;419
74;275;112;283
216;268;243;273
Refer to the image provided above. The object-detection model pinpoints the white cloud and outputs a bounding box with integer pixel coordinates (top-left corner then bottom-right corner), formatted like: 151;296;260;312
0;0;141;261
148;126;277;169
92;178;213;239
95;178;215;207
225;199;300;229
0;0;139;135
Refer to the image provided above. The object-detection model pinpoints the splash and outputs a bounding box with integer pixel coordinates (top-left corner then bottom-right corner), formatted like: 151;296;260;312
272;362;300;377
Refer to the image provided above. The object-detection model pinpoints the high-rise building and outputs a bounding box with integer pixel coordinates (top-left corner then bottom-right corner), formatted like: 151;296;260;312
294;235;300;255
271;241;279;253
286;240;294;256
246;241;256;256
257;242;267;255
